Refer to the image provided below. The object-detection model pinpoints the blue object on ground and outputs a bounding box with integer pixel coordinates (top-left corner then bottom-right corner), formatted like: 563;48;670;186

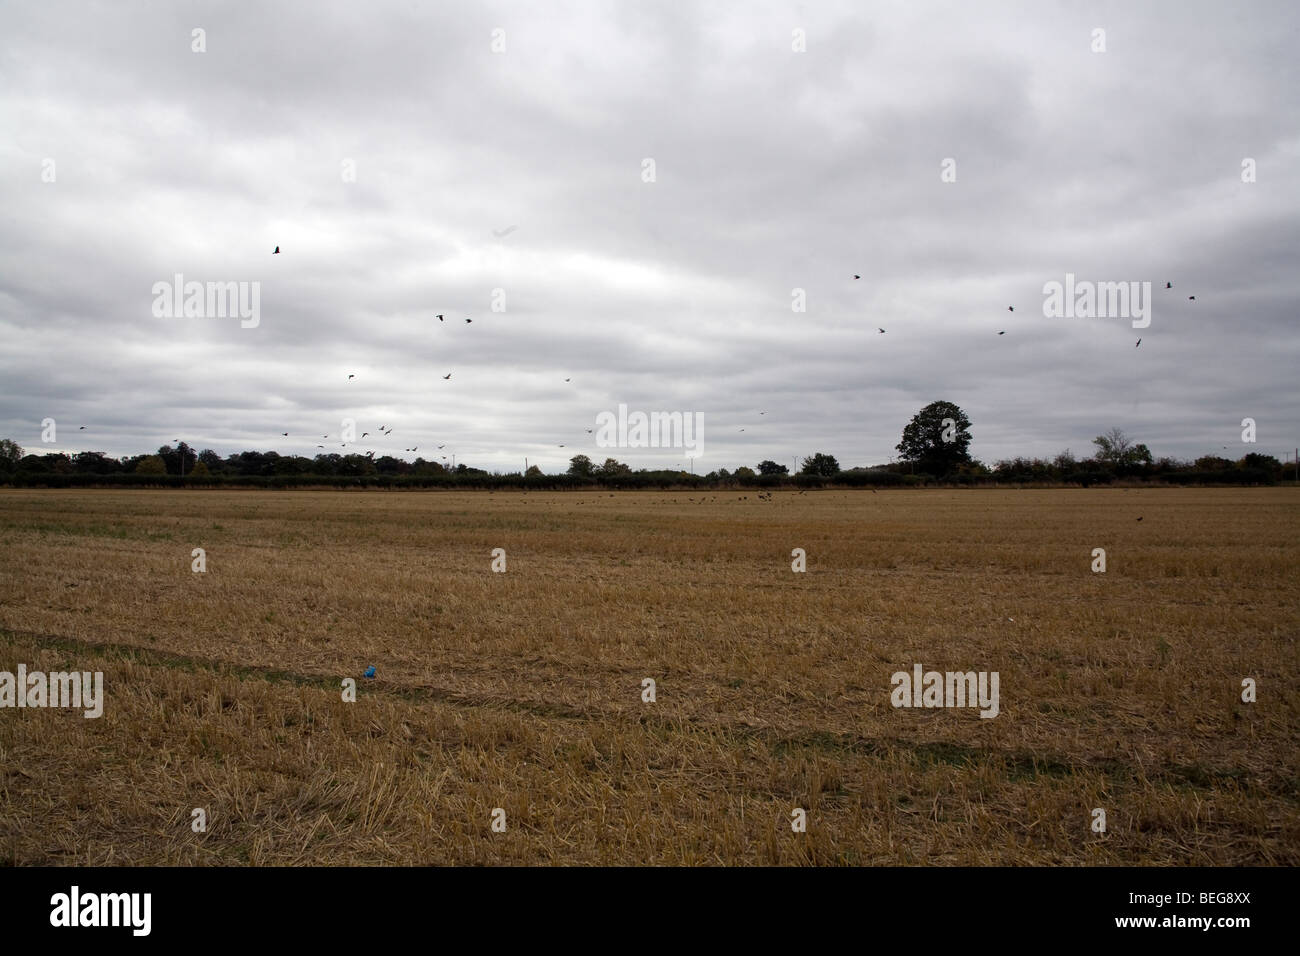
363;665;376;679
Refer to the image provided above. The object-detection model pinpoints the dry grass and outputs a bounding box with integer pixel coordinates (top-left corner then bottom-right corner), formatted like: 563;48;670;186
0;487;1296;865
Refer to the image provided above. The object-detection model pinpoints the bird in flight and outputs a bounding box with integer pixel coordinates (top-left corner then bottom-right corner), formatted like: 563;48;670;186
437;443;445;449
997;331;1005;335
558;444;565;448
465;318;472;324
1188;296;1196;301
443;373;452;380
281;432;288;436
362;432;369;438
585;429;593;434
348;374;355;380
317;445;324;449
493;225;518;238
1166;282;1172;289
79;425;86;429
853;274;861;280
877;328;886;334
273;246;280;254
436;314;444;322
1008;306;1014;312
1136;339;1142;347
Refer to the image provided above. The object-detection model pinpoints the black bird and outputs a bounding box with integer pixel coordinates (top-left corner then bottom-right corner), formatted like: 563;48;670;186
437;443;445;449
1166;282;1172;289
281;432;288;436
443;373;452;380
322;435;328;438
317;445;324;449
412;446;417;452
1008;306;1014;312
998;331;1005;335
558;444;565;448
362;432;369;438
853;274;861;279
878;328;886;334
1188;296;1195;301
348;374;354;380
436;314;444;322
273;246;280;254
585;429;592;434
1136;339;1141;347
1136;516;1143;522
79;425;86;429
564;378;571;382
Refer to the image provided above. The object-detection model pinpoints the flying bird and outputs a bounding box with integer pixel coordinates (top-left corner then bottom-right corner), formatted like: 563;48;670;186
585;429;592;434
1188;296;1195;301
877;328;886;334
79;425;86;429
348;374;354;380
493;225;518;238
1008;306;1014;312
443;373;452;380
1136;339;1141;347
465;318;472;323
997;331;1005;335
436;314;444;322
564;378;571;382
273;246;280;254
558;444;565;448
362;432;369;438
317;445;324;449
853;274;861;280
437;443;445;449
281;432;288;436
1166;282;1172;289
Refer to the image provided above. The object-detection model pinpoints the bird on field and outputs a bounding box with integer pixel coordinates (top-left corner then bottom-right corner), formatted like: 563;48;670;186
1136;516;1143;522
273;246;280;254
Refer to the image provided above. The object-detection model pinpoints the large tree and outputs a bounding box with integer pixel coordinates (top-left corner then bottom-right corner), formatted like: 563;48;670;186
897;401;973;476
0;438;24;473
800;452;840;477
567;454;594;478
756;459;788;476
1092;428;1152;470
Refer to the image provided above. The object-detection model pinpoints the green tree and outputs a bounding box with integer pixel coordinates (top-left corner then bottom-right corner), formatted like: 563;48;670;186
188;460;212;477
800;452;840;477
1092;428;1151;471
597;457;631;477
135;455;167;475
567;454;594;478
0;438;23;473
756;459;788;476
897;401;973;476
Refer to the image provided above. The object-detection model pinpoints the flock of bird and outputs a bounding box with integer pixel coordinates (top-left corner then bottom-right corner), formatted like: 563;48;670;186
72;255;1199;468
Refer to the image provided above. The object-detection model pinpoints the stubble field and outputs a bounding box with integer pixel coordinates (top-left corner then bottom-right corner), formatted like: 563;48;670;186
0;487;1296;865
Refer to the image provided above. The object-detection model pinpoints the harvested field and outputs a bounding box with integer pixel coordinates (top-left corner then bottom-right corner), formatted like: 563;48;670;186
1;487;1296;865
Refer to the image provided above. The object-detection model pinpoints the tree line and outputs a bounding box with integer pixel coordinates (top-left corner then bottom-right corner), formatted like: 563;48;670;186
0;402;1288;488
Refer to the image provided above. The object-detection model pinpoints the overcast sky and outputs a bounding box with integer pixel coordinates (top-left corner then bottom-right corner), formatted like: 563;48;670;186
3;0;1297;473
